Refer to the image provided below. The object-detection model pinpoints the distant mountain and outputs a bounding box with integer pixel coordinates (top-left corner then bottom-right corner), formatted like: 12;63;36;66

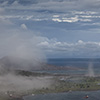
0;56;84;75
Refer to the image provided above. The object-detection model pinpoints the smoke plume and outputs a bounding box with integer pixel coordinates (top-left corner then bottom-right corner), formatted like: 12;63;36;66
0;19;52;94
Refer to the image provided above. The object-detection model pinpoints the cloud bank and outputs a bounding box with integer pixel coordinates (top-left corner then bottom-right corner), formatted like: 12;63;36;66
38;39;100;58
1;0;100;11
0;0;100;58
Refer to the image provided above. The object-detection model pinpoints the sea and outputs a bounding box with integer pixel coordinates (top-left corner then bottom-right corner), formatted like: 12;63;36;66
24;91;100;100
47;58;100;67
24;58;100;100
39;58;100;75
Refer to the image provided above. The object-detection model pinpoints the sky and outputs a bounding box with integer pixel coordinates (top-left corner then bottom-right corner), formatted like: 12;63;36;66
0;0;100;58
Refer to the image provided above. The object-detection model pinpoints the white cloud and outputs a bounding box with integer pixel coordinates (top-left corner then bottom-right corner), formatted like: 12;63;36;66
52;18;62;22
39;41;49;46
11;0;21;7
78;40;84;44
52;16;91;23
80;15;100;18
38;39;100;57
21;24;27;30
0;8;5;13
62;16;78;22
53;15;59;17
79;18;91;22
72;11;98;15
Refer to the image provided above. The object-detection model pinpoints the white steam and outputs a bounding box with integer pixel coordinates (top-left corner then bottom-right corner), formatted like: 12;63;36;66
86;62;95;77
0;19;52;94
0;74;52;92
0;19;46;70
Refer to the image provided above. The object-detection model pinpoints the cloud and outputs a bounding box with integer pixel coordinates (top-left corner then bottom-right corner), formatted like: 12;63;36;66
11;0;19;6
21;23;27;30
38;39;100;57
1;0;100;11
52;15;92;23
0;0;100;26
52;18;62;22
52;16;91;23
0;1;8;6
71;11;98;15
0;0;100;58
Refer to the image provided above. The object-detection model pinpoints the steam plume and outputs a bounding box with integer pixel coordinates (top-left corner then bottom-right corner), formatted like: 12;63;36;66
0;19;46;70
0;73;52;93
0;19;52;94
87;62;95;77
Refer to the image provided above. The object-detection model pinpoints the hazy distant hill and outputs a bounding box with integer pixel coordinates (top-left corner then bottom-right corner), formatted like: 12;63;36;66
0;56;45;71
0;56;84;74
